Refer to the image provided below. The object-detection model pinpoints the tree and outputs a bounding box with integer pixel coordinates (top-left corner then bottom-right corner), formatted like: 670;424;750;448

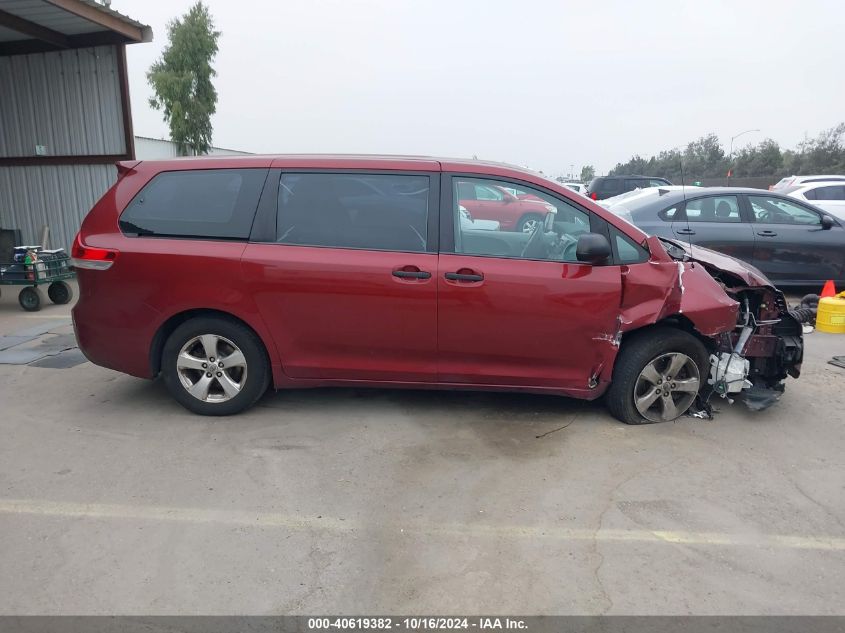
147;2;220;156
580;165;595;182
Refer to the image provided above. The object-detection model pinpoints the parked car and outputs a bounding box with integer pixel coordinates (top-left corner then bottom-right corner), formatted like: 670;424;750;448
458;181;556;232
587;175;673;200
770;174;845;192
599;185;696;210
606;186;845;287
72;156;802;424
783;181;845;221
561;182;587;195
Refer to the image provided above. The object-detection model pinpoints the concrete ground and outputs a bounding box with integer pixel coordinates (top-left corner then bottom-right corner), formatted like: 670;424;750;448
0;282;844;615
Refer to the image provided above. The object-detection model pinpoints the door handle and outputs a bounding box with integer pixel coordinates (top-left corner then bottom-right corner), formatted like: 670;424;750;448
757;230;778;237
445;271;484;282
676;228;696;235
392;269;431;279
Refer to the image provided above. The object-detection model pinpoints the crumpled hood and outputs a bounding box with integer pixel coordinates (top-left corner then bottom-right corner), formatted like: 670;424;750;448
658;237;773;288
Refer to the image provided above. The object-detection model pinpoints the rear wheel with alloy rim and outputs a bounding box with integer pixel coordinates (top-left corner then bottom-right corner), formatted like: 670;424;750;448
162;316;270;415
605;327;709;425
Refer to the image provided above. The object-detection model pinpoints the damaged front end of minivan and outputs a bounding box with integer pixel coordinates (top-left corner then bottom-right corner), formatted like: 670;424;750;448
615;235;803;413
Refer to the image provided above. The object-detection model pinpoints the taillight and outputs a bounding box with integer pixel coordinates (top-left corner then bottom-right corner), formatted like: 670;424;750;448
71;234;118;270
590;192;598;200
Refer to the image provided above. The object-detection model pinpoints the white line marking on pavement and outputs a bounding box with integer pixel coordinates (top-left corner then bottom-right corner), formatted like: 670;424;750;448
1;498;843;551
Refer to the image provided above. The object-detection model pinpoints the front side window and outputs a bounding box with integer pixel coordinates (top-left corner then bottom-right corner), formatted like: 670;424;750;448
119;168;267;239
453;177;591;262
277;173;429;252
683;196;741;223
749;196;821;225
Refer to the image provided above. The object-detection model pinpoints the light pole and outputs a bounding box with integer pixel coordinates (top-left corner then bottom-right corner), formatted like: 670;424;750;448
728;128;760;184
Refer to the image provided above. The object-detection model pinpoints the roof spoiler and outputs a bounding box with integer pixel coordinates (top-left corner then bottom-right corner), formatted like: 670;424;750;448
116;160;141;177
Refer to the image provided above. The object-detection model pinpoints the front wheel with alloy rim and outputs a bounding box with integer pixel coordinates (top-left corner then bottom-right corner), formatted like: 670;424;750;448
161;316;270;416
517;213;543;234
605;327;709;425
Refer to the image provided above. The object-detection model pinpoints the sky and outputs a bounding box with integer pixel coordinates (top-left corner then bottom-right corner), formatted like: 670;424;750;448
118;0;845;178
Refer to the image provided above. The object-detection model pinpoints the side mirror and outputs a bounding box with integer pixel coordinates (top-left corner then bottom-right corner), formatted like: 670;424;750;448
503;192;516;204
576;233;611;265
821;215;835;230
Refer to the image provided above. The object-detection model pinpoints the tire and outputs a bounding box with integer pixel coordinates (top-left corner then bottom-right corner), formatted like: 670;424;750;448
517;213;543;233
19;286;42;312
605;327;709;425
161;316;270;416
48;281;73;304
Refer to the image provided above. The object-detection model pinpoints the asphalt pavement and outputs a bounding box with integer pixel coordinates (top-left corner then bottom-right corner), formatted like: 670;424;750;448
0;283;843;614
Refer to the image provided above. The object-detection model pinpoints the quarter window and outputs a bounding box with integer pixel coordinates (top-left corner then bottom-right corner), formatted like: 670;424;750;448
684;196;741;223
611;227;647;264
119;169;267;239
749;196;820;225
276;173;430;252
453;177;591;262
659;205;681;221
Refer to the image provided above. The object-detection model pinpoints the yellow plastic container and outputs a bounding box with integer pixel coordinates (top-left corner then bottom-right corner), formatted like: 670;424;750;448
816;292;845;333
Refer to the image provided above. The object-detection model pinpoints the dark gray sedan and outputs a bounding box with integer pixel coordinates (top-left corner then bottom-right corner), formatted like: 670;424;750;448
607;187;845;287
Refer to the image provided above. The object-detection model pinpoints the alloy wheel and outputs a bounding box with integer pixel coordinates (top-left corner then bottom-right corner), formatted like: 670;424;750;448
176;334;248;403
633;352;700;422
521;219;540;234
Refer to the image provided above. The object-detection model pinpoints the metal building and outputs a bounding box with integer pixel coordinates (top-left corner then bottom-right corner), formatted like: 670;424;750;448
0;0;151;251
134;135;252;160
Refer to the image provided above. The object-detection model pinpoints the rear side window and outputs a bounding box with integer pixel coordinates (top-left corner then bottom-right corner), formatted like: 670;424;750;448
120;169;267;239
601;179;621;194
684;196;741;223
277;173;429;252
812;185;845;201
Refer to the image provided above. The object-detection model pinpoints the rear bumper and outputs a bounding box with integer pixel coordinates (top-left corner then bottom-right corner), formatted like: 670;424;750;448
72;297;159;379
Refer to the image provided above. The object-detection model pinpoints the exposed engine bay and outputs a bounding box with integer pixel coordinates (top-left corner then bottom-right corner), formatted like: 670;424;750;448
662;239;804;412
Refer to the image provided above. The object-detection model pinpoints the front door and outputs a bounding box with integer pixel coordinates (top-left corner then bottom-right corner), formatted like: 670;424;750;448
241;170;439;382
438;175;622;391
745;193;845;284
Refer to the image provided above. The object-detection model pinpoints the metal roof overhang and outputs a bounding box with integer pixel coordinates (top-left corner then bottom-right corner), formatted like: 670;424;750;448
0;0;152;56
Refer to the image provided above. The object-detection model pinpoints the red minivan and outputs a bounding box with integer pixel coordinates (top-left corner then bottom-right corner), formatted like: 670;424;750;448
71;156;803;424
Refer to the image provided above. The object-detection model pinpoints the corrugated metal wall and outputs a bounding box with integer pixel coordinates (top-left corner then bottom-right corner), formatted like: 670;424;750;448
0;164;115;250
0;45;125;157
0;45;125;251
